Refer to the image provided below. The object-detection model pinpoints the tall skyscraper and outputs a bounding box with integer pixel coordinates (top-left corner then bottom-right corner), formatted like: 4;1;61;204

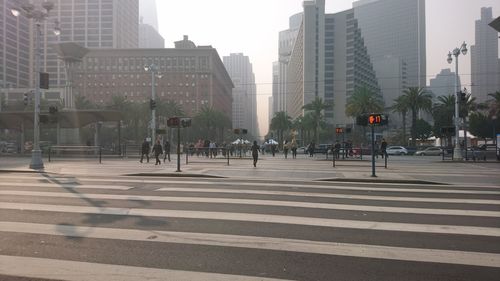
139;0;158;31
353;0;426;108
471;7;499;104
139;0;164;48
428;69;461;98
223;53;259;137
283;0;379;126
0;0;31;89
275;12;302;117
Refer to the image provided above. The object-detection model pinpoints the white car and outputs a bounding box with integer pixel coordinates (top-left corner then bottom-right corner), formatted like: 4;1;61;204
386;146;408;155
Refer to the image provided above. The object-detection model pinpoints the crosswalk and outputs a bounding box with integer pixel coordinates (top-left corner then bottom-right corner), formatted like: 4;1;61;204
0;172;499;280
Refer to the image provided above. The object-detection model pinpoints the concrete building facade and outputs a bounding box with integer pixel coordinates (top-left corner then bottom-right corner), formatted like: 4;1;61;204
428;69;460;98
139;22;164;48
72;39;233;118
471;7;499;104
0;0;31;89
223;53;259;138
353;0;426;108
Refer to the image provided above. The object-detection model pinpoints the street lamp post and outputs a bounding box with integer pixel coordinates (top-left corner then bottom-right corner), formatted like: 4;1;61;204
447;41;468;161
12;1;60;169
144;64;161;145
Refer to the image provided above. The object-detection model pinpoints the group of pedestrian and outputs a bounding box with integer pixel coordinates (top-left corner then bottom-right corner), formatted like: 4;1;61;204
140;138;171;165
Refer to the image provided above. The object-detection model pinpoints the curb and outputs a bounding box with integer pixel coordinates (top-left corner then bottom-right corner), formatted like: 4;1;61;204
124;173;226;178
317;178;446;185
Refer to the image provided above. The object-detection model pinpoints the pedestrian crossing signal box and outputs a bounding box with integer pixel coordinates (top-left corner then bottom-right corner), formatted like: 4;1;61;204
336;128;344;134
368;114;388;126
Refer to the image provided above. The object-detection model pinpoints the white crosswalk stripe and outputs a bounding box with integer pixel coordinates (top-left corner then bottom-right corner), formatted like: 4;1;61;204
0;173;499;281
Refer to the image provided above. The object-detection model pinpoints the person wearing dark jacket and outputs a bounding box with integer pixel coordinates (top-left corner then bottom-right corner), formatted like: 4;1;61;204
251;141;260;167
163;140;171;162
152;140;163;165
140;138;150;163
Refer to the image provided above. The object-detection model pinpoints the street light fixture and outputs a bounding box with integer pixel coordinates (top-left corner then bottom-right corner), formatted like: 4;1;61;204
144;64;161;145
12;1;60;169
447;41;468;161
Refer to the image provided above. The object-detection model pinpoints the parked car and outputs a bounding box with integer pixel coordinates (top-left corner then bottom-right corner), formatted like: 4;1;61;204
386;146;408;155
415;147;446;156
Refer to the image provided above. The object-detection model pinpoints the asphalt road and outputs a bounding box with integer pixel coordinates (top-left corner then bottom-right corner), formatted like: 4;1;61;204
0;172;499;280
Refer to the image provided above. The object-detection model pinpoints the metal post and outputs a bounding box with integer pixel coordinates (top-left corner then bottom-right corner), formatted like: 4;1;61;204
99;146;102;164
151;70;156;145
342;132;345;160
385;155;388;169
371;125;376;177
227;148;230;166
118;120;122;157
30;23;44;169
176;126;181;172
453;53;462;161
186;146;189;165
48;147;51;162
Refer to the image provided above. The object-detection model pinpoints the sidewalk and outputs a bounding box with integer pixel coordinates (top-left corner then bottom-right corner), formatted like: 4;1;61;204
1;154;499;186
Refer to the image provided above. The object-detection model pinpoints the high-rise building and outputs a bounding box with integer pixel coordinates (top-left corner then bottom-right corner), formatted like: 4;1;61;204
0;0;31;89
353;0;426;108
428;69;460;98
139;21;164;48
471;7;499;104
72;36;233;117
34;0;139;90
223;53;259;138
139;0;158;31
283;1;379;126
138;0;163;48
275;12;302;118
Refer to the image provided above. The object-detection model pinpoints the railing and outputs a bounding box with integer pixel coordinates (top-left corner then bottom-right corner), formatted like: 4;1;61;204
185;147;230;166
48;146;102;163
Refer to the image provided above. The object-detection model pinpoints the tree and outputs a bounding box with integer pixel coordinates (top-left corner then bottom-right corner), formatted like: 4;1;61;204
302;96;333;143
432;95;455;144
75;94;97;110
403;87;433;147
391;95;409;145
469;112;494;141
345;86;384;117
487;91;500;118
415;119;433;141
270;111;292;147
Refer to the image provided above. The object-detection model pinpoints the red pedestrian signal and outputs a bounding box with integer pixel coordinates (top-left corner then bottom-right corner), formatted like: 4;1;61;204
368;114;388;126
335;127;343;134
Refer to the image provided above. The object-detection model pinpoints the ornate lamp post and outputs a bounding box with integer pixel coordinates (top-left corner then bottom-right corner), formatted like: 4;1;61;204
12;1;60;169
447;41;468;161
144;64;162;144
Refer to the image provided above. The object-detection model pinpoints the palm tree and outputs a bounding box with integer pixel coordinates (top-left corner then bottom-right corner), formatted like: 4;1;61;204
302;97;333;143
391;95;409;145
270;111;292;146
487;91;500;118
345;86;384;118
402;87;433;146
194;106;218;140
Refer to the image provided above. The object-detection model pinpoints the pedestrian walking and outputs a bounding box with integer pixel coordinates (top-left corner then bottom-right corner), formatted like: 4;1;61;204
163;139;171;162
251;141;260;167
291;140;298;159
283;140;289;159
309;141;316;157
140;138;150;163
152;139;163;165
381;138;388;159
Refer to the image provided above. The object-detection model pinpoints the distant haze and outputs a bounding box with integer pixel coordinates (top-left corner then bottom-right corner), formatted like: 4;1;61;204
153;0;500;137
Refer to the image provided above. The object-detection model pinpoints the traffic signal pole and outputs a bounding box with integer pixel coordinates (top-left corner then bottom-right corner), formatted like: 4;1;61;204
176;125;181;172
371;124;376;177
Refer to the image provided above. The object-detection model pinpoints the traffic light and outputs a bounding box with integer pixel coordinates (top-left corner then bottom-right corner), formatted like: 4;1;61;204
242;129;248;134
335;127;344;134
40;72;49;90
167;117;180;127
234;128;240;134
346;127;352;133
180;118;192;128
368;114;389;126
23;93;29;105
49;106;58;114
48;106;58;123
149;99;157;110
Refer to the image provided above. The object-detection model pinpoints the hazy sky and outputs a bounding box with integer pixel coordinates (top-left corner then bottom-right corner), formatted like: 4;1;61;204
155;0;500;137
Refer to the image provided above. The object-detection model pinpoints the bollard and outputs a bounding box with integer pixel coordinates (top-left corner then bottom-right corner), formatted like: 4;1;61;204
227;148;230;166
99;146;102;164
186;149;189;165
333;153;336;167
385;156;388;168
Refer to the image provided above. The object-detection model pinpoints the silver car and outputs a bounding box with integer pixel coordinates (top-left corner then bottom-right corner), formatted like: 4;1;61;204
415;147;446;156
386;146;408;155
